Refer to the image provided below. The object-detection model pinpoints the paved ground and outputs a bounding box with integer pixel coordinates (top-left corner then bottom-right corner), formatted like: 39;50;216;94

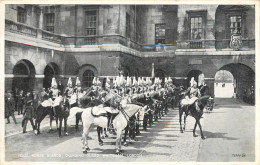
197;98;255;162
5;98;255;162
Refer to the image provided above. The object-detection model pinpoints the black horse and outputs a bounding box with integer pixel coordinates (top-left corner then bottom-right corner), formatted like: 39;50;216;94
34;97;70;137
34;104;53;135
179;92;210;139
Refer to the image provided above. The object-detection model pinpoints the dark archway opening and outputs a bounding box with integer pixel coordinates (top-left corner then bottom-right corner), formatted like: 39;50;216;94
187;70;203;87
43;63;59;89
12;59;36;92
155;69;166;85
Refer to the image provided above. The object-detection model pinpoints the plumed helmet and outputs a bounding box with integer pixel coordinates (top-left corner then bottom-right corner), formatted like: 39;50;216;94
52;77;58;87
105;81;110;89
92;77;97;86
75;77;81;86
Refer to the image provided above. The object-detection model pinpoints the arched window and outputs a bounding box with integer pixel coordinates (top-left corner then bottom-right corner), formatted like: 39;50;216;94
82;70;94;88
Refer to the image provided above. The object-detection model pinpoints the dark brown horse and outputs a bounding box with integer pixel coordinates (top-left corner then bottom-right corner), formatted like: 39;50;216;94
34;97;70;137
179;95;210;139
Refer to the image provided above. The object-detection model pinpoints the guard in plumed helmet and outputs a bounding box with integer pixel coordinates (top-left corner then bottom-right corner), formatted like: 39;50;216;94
50;78;61;100
182;77;201;110
49;77;61;115
75;77;86;107
64;77;74;99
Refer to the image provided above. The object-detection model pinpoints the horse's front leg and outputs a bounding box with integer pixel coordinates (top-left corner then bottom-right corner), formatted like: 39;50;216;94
179;108;183;133
82;123;91;153
123;125;129;146
97;126;104;146
49;115;52;130
58;118;62;137
115;129;123;154
104;128;108;137
56;118;58;130
183;113;187;131
193;120;198;137
197;119;205;139
64;117;68;136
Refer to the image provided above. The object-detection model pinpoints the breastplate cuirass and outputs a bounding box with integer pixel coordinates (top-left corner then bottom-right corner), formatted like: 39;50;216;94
52;89;59;98
190;88;198;98
67;88;74;97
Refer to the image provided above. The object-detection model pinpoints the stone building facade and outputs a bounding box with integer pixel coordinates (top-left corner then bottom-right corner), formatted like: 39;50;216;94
5;4;255;97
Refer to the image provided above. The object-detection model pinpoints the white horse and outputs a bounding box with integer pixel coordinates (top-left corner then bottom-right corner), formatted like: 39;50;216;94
84;103;145;154
68;98;146;154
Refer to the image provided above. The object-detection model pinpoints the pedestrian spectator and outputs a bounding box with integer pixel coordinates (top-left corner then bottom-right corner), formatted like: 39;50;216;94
32;90;39;117
5;90;17;124
17;89;25;115
58;80;64;94
22;91;35;133
13;87;19;113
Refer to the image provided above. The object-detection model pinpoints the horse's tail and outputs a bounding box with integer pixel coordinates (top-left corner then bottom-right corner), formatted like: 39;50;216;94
68;107;84;120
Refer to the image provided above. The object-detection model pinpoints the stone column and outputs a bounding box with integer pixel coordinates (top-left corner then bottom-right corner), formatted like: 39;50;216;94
39;7;44;30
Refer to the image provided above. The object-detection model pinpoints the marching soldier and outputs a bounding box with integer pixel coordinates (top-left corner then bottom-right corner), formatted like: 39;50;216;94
5;91;17;124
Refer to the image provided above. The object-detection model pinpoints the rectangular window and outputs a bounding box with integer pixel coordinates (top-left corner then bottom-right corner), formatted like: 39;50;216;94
17;7;27;23
190;16;203;40
126;13;130;38
44;13;55;33
85;10;97;35
155;24;165;44
229;15;242;36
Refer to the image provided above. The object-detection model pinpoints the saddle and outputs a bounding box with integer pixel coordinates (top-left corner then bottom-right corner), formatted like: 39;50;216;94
91;105;109;117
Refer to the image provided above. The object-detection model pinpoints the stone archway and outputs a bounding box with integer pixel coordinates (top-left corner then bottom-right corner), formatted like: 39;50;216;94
214;70;234;98
12;59;36;91
216;63;255;102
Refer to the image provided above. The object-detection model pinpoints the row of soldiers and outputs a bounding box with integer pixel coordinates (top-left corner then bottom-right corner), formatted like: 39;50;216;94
5;75;176;134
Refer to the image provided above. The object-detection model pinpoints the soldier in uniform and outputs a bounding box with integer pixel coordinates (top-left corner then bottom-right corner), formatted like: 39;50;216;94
5;91;17;124
22;91;36;133
182;77;201;109
64;77;74;107
49;78;61;115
